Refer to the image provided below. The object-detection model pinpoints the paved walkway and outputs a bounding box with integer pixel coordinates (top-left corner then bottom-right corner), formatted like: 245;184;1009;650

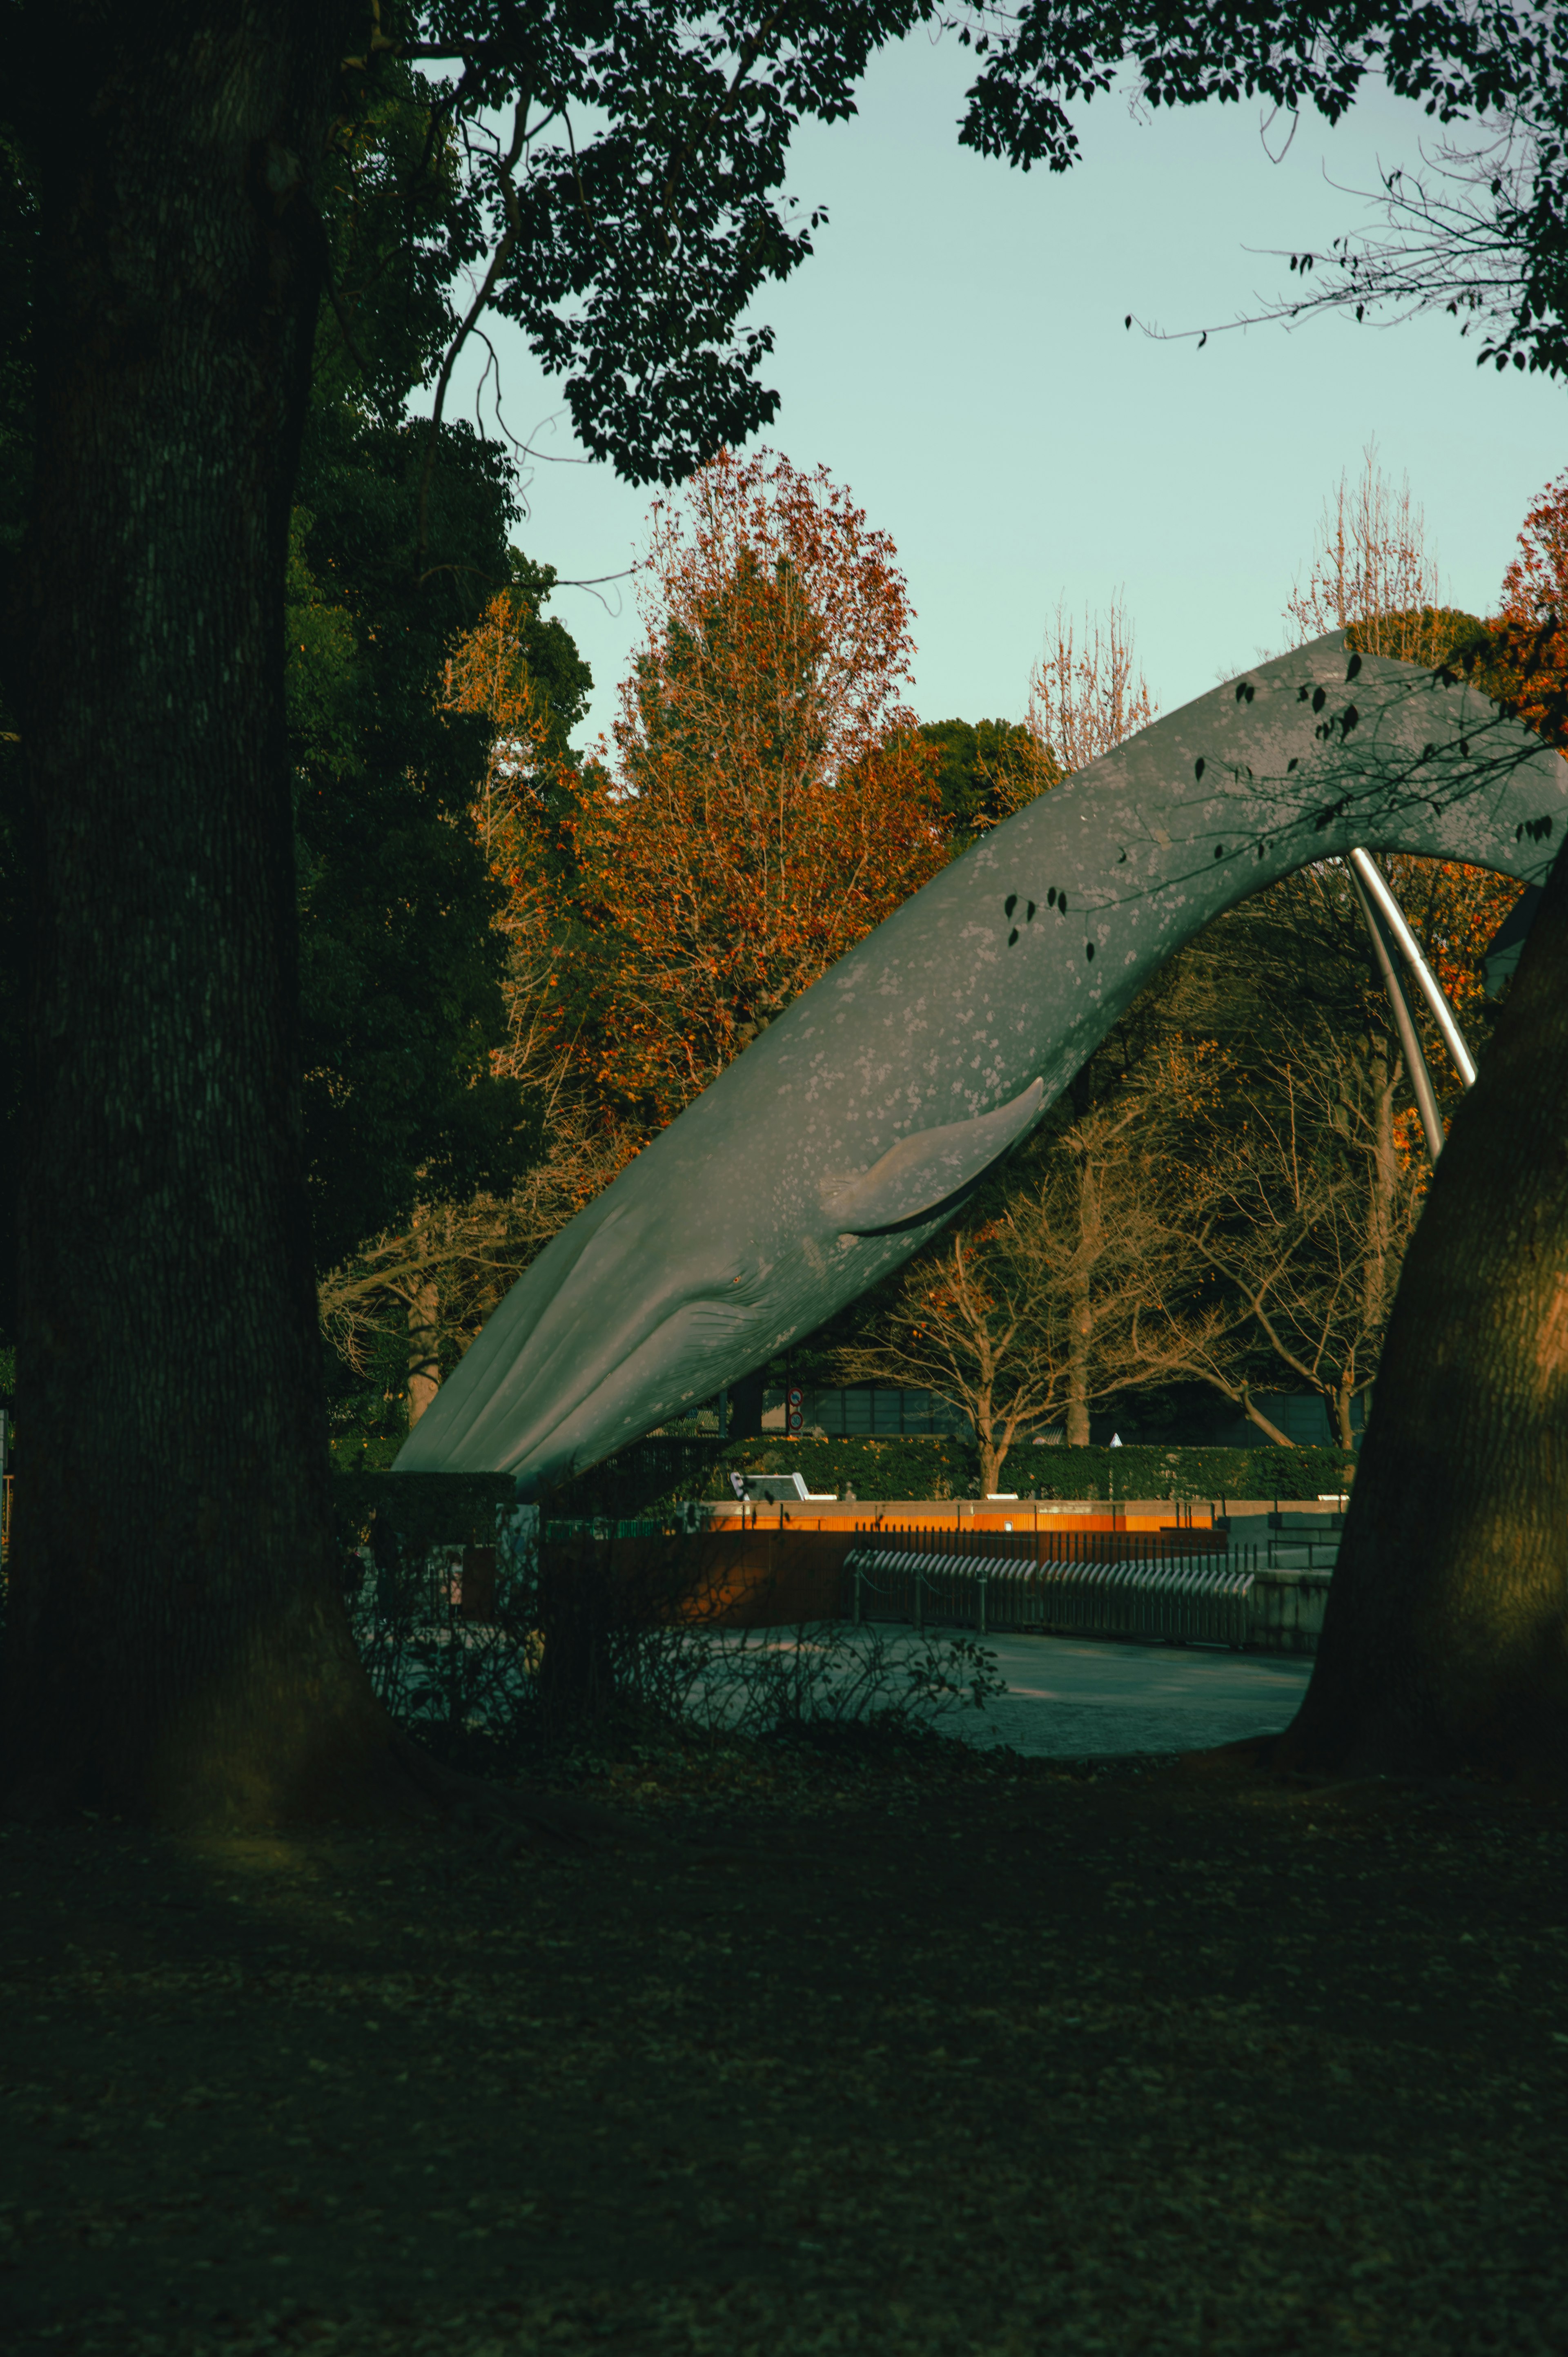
956;1630;1312;1758
704;1624;1315;1759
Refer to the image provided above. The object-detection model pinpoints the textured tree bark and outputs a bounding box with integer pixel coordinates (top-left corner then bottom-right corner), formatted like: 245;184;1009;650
407;1280;442;1426
1065;1154;1095;1447
975;1385;1001;1499
0;5;437;1826
1238;1391;1295;1452
1278;839;1568;1783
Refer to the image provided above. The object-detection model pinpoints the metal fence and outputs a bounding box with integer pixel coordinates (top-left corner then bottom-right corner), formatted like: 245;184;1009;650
844;1536;1259;1650
844;1521;1229;1567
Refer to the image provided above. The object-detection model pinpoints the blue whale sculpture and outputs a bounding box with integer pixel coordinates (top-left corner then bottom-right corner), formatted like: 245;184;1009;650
395;632;1566;1491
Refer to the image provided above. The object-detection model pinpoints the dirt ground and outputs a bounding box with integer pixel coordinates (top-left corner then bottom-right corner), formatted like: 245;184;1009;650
2;1730;1566;2357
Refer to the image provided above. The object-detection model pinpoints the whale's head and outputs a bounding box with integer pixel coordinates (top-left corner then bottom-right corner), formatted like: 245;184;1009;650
394;1076;1047;1490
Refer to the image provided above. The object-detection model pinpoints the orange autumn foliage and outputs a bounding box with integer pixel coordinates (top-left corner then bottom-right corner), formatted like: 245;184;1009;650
563;450;950;1129
439;589;644;1224
1380;853;1525;1040
1485;468;1568;749
441;587;555;877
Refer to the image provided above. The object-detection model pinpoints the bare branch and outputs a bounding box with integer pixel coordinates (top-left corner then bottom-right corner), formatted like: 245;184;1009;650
416;97;531;562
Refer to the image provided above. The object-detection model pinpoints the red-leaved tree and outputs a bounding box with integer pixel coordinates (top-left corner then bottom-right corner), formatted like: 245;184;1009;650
560;451;949;1129
1486;468;1568;745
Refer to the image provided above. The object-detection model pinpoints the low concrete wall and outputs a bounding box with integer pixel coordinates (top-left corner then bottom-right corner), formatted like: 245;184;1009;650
1245;1568;1332;1655
697;1536;1333;1654
543;1527;1335;1654
693;1530;857;1628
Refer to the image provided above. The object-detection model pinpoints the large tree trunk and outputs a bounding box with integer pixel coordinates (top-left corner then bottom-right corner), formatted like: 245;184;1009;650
1065;1151;1095;1445
405;1203;444;1425
1363;1035;1397;1320
1241;1399;1295;1450
973;1379;1001;1497
1278;838;1568;1783
407;1277;442;1426
0;5;428;1827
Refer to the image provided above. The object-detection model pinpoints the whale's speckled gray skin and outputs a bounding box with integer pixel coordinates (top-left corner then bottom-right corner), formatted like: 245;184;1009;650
395;632;1567;1492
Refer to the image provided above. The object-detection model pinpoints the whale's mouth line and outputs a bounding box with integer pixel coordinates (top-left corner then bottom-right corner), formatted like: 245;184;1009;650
507;1292;761;1481
841;1167;1006;1238
478;1218;737;1465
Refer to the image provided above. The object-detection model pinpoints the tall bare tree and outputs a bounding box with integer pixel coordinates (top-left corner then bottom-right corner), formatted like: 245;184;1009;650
1174;1046;1425;1452
318;1119;631;1418
836;1227;1065;1497
1283;442;1452;662
1027;593;1157;776
840;1078;1219;1490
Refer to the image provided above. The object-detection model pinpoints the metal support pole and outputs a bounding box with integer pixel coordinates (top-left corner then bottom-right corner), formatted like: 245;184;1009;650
1348;849;1477;1086
1347;860;1447;1164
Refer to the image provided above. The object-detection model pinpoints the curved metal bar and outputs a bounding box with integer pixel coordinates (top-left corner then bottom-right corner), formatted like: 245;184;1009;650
396;630;1568;1489
1346;859;1446;1163
1347;847;1478;1086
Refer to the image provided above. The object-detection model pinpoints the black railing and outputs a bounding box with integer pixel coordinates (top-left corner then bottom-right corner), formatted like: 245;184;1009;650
846;1520;1228;1569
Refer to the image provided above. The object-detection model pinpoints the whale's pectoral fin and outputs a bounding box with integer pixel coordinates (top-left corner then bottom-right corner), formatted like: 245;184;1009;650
824;1079;1045;1236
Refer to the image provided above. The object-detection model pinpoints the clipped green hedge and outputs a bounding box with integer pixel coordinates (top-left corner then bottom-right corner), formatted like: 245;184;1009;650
327;1436;1356;1536
682;1436;1352;1507
697;1436;979;1505
1014;1443;1354;1503
640;1435;1352;1508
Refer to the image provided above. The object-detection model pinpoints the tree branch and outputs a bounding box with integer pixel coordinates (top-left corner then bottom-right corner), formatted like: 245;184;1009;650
416;97;531;562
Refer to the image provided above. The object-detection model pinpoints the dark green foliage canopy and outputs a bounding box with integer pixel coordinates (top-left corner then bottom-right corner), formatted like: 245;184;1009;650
0;67;597;1305
281;67;596;1269
401;0;937;481
285;441;529;1271
918;718;1054;843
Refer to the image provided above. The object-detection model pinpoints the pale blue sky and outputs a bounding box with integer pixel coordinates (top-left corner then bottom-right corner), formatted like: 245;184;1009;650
432;31;1567;747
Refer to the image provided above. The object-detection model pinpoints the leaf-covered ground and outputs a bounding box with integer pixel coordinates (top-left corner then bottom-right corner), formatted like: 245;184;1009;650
2;1733;1565;2355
